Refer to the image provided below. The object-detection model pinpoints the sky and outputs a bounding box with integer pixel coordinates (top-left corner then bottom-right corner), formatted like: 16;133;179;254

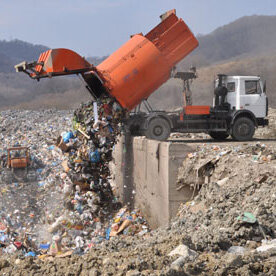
0;0;276;57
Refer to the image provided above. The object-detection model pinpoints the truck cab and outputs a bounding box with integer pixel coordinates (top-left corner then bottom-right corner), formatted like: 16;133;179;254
220;75;268;119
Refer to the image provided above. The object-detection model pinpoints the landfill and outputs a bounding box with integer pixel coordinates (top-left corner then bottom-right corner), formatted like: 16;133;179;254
0;108;276;275
0;105;150;271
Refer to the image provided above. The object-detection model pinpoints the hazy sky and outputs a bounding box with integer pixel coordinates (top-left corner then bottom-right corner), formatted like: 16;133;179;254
0;0;275;57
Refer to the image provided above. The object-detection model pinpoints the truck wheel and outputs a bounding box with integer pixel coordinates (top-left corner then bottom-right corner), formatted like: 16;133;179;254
231;117;255;141
145;118;171;141
209;131;229;140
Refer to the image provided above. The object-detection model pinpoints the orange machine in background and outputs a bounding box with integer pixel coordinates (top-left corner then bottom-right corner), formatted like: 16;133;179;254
15;10;198;111
7;147;30;169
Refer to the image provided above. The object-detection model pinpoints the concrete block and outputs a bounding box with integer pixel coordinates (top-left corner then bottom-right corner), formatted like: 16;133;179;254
113;136;196;228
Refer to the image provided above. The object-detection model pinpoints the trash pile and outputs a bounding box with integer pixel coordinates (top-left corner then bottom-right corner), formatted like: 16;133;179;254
177;142;276;250
174;141;276;274
0;106;149;261
0;108;276;275
0;110;72;256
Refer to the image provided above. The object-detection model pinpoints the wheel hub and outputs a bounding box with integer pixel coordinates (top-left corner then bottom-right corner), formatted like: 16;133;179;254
238;123;250;136
153;126;163;136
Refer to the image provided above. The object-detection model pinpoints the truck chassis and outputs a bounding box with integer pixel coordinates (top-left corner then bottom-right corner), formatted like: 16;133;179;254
127;105;268;141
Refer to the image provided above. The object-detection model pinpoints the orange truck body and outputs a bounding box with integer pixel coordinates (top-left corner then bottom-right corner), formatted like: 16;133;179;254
97;12;198;110
15;10;198;111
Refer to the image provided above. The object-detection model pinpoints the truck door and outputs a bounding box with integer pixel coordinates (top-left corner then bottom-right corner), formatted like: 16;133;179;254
225;80;237;109
240;80;266;118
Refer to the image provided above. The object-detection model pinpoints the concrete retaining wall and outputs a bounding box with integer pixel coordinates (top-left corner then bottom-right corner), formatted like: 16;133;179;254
113;136;195;228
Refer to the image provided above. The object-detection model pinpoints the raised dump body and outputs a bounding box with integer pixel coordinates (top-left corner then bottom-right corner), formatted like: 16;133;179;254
15;10;198;110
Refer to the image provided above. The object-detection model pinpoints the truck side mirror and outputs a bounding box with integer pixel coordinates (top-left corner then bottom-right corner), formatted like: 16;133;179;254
263;80;266;93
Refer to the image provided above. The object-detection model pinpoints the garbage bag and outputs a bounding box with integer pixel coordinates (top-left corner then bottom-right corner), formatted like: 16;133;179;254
89;149;101;163
62;131;74;143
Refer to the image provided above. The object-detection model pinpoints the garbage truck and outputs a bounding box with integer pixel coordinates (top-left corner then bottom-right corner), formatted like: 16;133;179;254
15;10;268;141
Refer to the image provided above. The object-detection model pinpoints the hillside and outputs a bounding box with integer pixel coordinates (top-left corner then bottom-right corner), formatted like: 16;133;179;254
149;51;276;109
199;15;276;62
179;15;276;69
1;15;276;109
0;39;49;73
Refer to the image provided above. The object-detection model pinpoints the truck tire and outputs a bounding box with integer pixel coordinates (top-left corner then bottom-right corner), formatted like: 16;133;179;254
231;117;255;141
145;117;171;141
209;131;229;140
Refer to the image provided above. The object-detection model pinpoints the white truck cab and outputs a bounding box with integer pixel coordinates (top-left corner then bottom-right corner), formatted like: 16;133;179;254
209;74;269;140
224;76;267;118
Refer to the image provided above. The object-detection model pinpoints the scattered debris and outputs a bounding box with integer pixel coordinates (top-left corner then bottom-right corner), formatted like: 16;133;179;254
0;107;149;264
256;239;276;252
168;244;198;260
0;109;276;275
